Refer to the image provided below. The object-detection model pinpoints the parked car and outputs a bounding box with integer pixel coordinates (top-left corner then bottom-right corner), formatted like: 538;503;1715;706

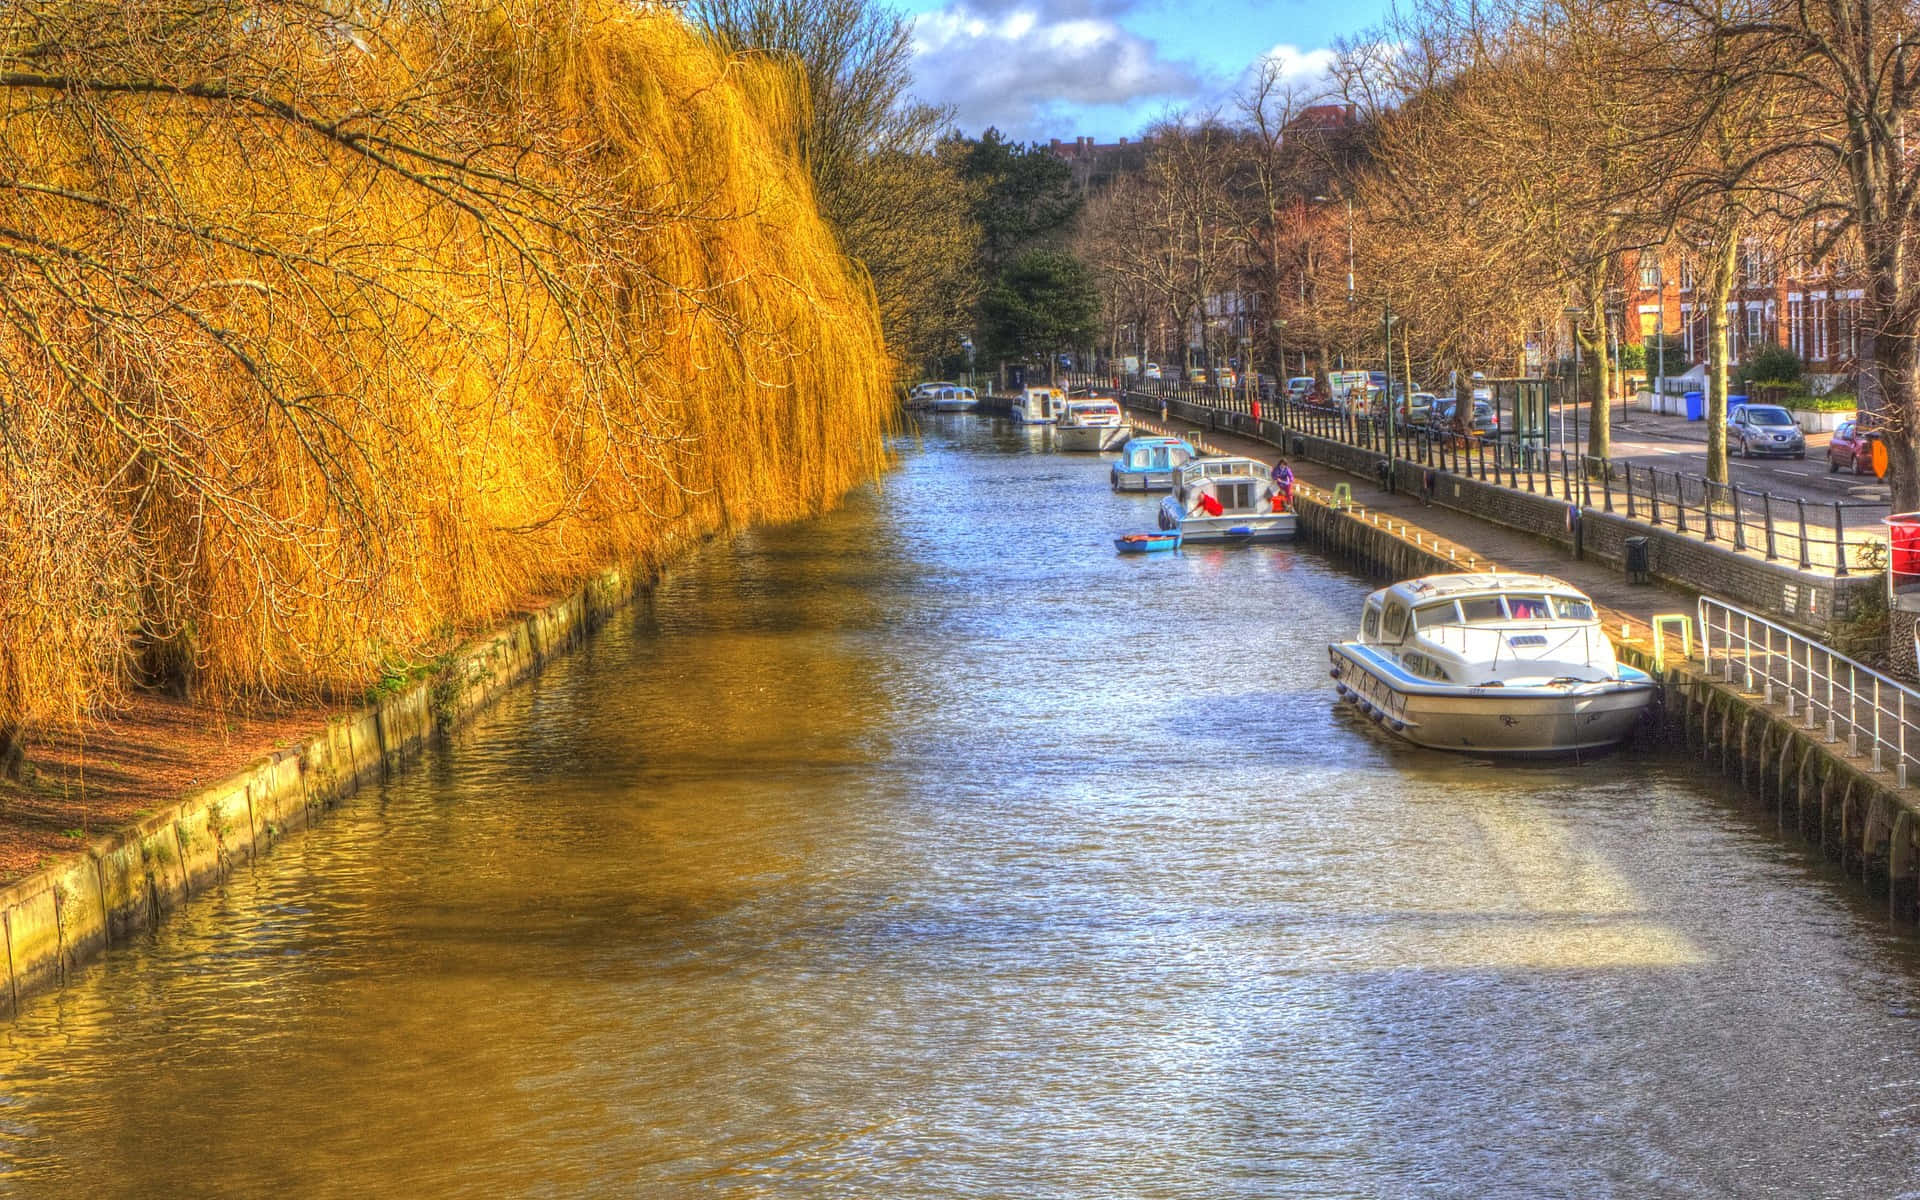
1214;368;1237;390
1142;362;1162;380
1401;391;1439;427
1827;417;1884;475
1285;376;1315;402
1727;403;1806;458
1433;398;1497;436
1187;367;1208;386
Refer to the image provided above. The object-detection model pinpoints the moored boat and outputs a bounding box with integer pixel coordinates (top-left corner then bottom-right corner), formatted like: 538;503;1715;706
1055;398;1131;451
1327;572;1656;754
1110;435;1197;492
929;385;978;412
1157;457;1295;543
1114;531;1180;554
1011;385;1065;425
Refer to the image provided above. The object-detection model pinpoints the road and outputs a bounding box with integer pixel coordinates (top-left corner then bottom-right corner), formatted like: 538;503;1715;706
1558;402;1891;513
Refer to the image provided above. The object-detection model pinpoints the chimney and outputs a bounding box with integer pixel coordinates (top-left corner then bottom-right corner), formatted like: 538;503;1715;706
1118;137;1128;145
1050;138;1061;149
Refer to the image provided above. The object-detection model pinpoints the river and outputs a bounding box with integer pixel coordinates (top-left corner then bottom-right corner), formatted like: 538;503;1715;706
3;416;1920;1197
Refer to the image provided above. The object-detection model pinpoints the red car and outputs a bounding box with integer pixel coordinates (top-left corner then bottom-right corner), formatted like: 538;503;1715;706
1826;418;1884;476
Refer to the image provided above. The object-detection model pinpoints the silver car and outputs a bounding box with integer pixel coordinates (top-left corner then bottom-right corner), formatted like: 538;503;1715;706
1727;404;1806;458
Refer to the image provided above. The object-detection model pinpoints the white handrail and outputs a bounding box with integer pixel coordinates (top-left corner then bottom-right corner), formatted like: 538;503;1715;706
1698;596;1914;787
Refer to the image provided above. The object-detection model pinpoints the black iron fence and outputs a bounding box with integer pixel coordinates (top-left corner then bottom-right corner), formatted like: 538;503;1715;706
1075;374;1886;578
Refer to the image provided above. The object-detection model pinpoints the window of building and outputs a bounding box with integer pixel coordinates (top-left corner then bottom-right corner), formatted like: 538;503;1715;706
1639;262;1660;290
1679;259;1695;292
1746;305;1765;344
1788;299;1803;356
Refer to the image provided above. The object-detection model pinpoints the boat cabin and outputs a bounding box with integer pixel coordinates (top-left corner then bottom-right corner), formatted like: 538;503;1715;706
1115;437;1195;473
1173;458;1278;514
1062;399;1124;427
1356;573;1615;686
1013;386;1065;424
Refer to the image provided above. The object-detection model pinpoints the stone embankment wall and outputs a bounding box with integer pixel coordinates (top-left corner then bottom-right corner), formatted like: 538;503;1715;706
0;562;657;1015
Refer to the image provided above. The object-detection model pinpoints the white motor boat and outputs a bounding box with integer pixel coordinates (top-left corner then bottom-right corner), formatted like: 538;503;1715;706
1055;398;1131;451
1327;572;1656;754
928;385;978;412
905;381;957;410
1011;386;1065;425
1156;457;1295;543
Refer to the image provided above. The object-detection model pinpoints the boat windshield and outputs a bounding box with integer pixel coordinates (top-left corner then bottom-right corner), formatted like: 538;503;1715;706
1458;596;1506;623
1504;594;1553;620
1551;595;1594;620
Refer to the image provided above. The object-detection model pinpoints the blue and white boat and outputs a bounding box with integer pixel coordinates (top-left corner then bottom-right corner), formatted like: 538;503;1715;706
1157;457;1295;543
1114;531;1180;554
1328;572;1656;754
1110;435;1197;492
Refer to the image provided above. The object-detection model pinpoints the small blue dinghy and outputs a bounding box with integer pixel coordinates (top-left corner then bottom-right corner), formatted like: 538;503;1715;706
1114;531;1181;554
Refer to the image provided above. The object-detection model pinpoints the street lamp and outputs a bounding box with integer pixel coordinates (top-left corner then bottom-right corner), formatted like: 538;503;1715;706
1315;194;1355;305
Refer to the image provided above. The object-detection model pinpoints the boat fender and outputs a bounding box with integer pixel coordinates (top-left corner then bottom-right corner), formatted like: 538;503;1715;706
1328;667;1342;679
1389;719;1406;732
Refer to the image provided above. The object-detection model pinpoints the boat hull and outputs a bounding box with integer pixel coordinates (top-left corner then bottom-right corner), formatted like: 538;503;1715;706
1111;468;1176;492
1328;643;1654;754
1158;507;1296;543
1056;423;1131;451
930;398;978;412
1115;533;1180;554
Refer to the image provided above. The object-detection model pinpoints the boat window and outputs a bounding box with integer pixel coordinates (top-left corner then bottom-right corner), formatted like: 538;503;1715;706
1412;600;1460;628
1382;602;1409;640
1504;594;1553;620
1219;481;1252;510
1363;605;1381;638
1401;653;1453;682
1551;596;1594;620
1459;596;1506;623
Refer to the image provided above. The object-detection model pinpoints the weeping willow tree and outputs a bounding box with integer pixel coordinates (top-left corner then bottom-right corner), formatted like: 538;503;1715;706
0;0;893;771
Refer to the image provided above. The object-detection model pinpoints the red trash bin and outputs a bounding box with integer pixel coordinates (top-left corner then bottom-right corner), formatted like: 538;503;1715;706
1884;513;1920;580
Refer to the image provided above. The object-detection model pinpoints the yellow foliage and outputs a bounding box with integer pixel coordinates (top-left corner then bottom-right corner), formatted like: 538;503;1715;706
0;0;892;735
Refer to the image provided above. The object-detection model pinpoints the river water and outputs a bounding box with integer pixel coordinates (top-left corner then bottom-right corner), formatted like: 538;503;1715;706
4;417;1920;1197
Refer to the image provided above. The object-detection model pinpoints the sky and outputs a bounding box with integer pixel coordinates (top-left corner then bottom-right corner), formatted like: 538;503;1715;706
895;0;1395;143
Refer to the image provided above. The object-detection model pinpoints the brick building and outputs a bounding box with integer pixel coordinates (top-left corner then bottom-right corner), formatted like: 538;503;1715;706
1623;241;1867;387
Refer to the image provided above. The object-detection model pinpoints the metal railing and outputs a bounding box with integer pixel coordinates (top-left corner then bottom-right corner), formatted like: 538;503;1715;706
1103;377;1885;578
1699;597;1914;787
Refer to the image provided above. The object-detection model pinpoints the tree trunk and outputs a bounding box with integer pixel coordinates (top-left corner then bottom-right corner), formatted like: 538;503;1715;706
1862;216;1918;511
0;724;22;782
1583;264;1612;464
1705;223;1739;484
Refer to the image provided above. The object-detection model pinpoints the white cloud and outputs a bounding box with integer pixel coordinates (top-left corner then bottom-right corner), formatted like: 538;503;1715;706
909;3;1202;139
1258;43;1337;85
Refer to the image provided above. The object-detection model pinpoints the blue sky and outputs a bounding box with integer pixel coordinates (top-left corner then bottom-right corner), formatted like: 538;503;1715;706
895;0;1395;142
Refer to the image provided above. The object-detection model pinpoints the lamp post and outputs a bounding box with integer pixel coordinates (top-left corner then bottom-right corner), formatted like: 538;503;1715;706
1314;194;1356;367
